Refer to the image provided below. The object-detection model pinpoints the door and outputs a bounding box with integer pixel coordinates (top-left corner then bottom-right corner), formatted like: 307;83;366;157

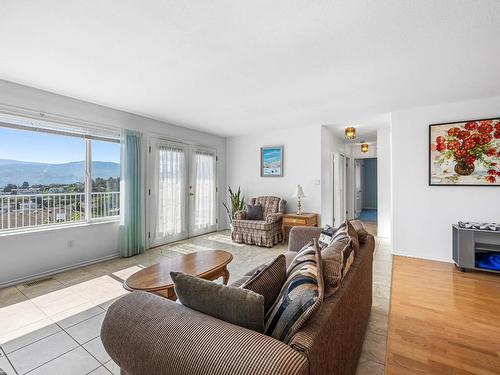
188;147;217;237
150;140;189;246
333;153;346;226
354;160;363;218
149;139;217;247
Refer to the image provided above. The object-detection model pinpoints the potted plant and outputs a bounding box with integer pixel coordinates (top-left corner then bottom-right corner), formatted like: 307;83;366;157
222;186;245;230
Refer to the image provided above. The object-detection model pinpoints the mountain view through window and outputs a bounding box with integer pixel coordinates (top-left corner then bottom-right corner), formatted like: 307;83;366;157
0;126;120;230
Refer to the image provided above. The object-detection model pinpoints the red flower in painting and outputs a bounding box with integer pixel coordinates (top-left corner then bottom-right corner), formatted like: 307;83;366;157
447;140;460;150
486;149;497;157
454;149;467;158
497;172;500;177
494;130;500;139
457;130;470;140
486;175;496;184
466;155;476;165
448;127;461;137
436;136;445;144
464;122;477;131
495;122;500;131
463;138;476;150
487;169;497;176
471;134;481;143
436;143;446;152
478;121;493;134
478;134;492;145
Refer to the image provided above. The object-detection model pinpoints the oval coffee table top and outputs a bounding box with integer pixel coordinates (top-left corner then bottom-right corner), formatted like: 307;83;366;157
124;250;233;292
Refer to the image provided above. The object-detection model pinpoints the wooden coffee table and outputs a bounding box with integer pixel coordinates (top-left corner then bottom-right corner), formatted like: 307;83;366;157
123;250;233;300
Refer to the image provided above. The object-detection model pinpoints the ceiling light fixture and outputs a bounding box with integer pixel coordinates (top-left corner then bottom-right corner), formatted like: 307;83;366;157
345;126;356;140
361;143;369;153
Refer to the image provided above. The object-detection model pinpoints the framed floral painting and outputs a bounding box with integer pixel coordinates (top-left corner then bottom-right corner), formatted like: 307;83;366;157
429;118;500;186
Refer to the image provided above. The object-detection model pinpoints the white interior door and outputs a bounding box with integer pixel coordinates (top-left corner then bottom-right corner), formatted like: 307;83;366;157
354;160;363;218
189;147;217;237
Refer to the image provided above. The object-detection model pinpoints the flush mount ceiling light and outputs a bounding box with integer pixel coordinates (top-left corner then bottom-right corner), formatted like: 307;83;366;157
361;143;369;153
345;126;356;140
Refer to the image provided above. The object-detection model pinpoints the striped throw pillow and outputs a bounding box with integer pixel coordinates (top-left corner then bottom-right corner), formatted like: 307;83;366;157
241;254;287;313
264;240;324;343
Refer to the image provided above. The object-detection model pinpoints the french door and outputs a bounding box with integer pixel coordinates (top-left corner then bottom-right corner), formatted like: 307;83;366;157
149;139;217;247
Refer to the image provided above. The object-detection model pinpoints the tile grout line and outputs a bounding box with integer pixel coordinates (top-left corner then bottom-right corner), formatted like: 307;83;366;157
13;335;80;375
54;307;106;331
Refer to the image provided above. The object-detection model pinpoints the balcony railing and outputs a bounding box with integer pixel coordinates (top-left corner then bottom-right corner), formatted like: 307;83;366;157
0;192;120;231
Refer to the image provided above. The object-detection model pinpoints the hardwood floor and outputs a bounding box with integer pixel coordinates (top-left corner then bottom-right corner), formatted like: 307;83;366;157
387;256;500;375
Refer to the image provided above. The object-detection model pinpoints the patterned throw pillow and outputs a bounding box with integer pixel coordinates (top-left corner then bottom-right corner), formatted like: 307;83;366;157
241;254;287;313
331;220;359;252
264;240;324;343
318;224;337;249
350;219;369;244
321;238;353;297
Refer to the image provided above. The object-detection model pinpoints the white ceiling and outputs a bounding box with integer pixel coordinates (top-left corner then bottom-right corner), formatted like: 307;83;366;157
1;1;500;137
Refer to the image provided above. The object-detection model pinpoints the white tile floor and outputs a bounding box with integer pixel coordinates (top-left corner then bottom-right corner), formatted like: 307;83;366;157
0;227;391;374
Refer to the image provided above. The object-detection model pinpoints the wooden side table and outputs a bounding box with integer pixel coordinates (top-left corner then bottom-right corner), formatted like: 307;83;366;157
282;213;319;241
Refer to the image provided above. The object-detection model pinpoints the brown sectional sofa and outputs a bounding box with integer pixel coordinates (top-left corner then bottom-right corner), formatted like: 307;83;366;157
101;225;375;375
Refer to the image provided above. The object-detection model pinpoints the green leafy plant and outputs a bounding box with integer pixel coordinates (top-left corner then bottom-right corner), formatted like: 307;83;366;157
222;186;245;224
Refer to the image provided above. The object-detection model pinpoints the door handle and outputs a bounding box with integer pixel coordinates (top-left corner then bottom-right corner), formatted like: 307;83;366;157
188;192;195;196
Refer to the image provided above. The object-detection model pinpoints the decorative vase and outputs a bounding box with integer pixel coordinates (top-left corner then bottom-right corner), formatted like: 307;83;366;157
454;160;475;176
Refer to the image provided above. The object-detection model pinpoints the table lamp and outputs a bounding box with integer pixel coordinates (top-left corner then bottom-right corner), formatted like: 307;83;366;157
293;184;306;215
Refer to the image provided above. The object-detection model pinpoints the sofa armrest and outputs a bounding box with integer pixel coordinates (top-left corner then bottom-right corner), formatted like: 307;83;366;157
266;212;283;224
234;210;247;220
101;292;308;375
288;226;323;252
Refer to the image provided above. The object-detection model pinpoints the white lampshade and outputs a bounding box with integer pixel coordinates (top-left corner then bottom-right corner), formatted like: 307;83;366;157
292;184;306;198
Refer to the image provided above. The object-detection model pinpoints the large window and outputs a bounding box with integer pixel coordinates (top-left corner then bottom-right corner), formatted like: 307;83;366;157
0;117;120;231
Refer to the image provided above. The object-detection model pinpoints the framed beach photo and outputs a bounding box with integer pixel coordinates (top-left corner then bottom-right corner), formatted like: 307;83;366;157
261;146;283;177
429;118;500;186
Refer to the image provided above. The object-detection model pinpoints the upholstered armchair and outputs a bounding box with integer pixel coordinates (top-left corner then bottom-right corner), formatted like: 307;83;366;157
231;196;286;247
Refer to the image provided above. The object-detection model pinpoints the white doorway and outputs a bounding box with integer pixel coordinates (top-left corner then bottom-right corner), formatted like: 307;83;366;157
354;159;363;219
148;138;217;247
333;152;346;226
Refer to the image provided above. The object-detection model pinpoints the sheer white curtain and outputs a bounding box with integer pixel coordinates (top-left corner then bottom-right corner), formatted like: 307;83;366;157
193;151;216;230
156;145;185;237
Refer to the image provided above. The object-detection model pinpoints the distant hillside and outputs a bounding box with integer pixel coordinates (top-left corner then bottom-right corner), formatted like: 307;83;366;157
0;159;120;187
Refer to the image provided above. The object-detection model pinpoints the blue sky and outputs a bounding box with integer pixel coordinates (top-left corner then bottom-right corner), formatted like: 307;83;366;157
262;148;281;163
0;127;120;163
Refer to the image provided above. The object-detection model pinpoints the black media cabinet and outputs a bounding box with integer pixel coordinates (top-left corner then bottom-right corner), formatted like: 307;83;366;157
452;225;500;274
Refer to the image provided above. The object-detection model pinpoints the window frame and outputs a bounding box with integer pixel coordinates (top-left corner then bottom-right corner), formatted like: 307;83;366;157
0;117;121;234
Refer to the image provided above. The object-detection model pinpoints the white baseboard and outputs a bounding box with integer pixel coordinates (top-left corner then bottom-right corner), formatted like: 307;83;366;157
0;252;120;288
391;251;453;264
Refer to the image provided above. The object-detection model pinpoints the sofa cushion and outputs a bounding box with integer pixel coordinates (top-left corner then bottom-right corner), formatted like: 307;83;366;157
318;224;337;249
241;255;287;313
171;272;265;332
321;237;354;298
232;219;272;230
246;204;264;220
351;219;369;244
331;220;359;252
265;240;324;343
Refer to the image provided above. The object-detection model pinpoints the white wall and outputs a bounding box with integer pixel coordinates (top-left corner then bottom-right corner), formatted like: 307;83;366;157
377;124;392;238
0;80;227;286
227;126;322;221
391;96;500;262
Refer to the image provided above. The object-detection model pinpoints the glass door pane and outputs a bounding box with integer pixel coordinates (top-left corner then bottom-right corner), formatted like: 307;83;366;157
150;141;188;246
189;148;217;237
